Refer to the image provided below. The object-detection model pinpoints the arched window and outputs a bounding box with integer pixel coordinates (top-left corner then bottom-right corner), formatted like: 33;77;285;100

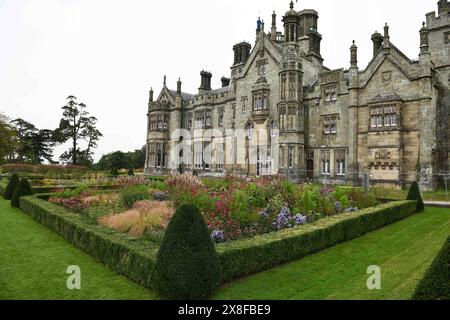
268;120;278;137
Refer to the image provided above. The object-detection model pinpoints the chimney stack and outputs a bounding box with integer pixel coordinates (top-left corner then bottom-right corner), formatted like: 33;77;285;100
199;71;212;91
371;31;383;57
221;77;230;88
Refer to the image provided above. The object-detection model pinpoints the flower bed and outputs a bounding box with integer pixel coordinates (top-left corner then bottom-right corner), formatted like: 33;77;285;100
18;194;417;293
216;200;418;282
42;174;380;244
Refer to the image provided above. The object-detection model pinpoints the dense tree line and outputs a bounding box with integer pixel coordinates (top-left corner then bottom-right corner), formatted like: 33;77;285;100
0;96;102;166
94;147;146;171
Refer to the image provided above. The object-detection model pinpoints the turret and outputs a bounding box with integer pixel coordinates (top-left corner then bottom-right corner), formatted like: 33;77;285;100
371;31;383;57
438;0;449;16
283;1;300;43
307;27;322;57
419;22;430;56
232;42;252;65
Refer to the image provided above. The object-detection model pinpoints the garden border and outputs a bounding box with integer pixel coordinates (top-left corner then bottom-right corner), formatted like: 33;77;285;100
17;194;417;292
216;200;418;282
19;195;159;291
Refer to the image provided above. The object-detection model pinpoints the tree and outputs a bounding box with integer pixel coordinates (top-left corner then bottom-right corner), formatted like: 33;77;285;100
11;178;33;208
83;116;102;164
11;118;36;162
94;147;146;171
0;113;18;163
11;118;56;164
54;96;102;165
152;204;222;299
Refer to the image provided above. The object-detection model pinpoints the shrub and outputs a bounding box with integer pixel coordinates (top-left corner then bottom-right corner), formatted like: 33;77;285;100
111;168;119;176
11;178;33;208
4;173;19;200
412;236;450;300
127;168;135;176
216;200;417;282
152;204;222;299
407;181;425;212
119;185;151;208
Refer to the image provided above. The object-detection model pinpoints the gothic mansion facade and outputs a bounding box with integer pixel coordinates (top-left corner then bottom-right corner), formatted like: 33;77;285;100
145;1;450;190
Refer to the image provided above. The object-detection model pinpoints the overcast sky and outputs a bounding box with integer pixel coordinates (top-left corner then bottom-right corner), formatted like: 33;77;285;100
0;0;437;162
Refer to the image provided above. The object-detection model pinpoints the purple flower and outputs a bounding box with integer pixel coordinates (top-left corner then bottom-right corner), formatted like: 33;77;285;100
211;230;225;243
293;214;307;225
153;191;168;201
276;206;292;230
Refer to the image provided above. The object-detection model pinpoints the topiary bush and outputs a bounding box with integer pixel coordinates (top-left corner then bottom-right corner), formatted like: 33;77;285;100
412;236;449;300
4;173;19;200
11;178;33;208
406;181;424;212
152;204;222;300
127;168;134;176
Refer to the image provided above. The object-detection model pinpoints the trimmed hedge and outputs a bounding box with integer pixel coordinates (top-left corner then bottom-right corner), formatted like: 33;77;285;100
19;196;159;290
412;236;450;300
216;201;418;282
18;195;418;295
0;180;7;197
11;178;33;208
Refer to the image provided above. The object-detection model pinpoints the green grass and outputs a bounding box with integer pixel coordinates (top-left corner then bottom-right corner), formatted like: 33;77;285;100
372;188;450;202
0;197;156;300
213;207;450;300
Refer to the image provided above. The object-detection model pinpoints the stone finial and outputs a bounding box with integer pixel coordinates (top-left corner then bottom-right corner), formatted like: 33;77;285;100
290;1;294;10
163;75;167;86
383;23;390;49
149;87;154;102
177;78;182;95
350;40;358;68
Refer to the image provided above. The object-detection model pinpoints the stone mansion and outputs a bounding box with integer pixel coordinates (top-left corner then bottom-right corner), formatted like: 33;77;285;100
145;1;450;190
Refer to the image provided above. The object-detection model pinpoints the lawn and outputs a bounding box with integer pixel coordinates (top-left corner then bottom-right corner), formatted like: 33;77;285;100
0;197;156;300
373;188;450;202
213;207;450;300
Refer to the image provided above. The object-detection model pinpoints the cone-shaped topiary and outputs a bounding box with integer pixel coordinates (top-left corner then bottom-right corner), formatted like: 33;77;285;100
407;181;425;212
11;178;33;208
110;168;119;176
127;168;134;176
152;204;222;300
4;173;19;200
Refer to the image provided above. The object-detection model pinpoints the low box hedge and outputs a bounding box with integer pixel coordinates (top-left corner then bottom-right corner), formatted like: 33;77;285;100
216;200;418;282
19;196;159;290
0;181;6;197
412;235;450;300
18;195;418;293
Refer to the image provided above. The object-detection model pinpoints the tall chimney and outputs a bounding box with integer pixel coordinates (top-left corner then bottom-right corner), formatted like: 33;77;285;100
271;11;277;41
199;71;212;91
371;31;383;57
221;77;230;88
